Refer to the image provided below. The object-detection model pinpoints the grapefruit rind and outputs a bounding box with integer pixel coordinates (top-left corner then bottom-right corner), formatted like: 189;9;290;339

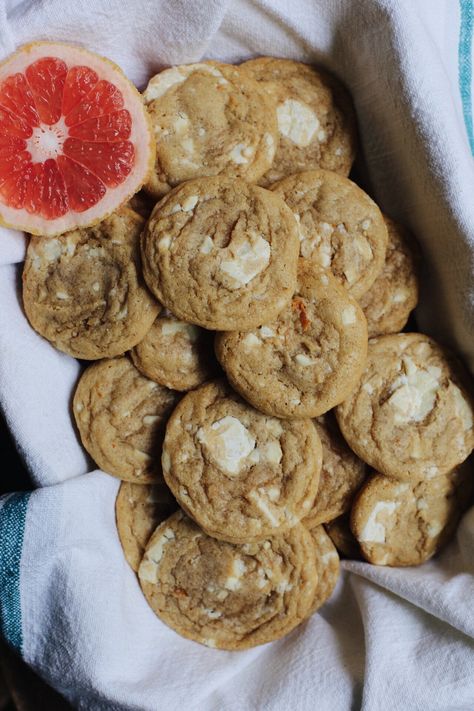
0;42;155;236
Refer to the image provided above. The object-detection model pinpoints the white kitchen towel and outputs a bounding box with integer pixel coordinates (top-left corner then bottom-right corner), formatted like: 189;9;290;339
1;0;474;709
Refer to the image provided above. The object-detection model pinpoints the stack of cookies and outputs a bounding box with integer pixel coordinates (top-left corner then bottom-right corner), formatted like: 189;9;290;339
21;58;474;651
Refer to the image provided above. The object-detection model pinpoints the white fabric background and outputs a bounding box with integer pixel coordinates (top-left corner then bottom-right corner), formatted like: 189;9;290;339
0;0;474;709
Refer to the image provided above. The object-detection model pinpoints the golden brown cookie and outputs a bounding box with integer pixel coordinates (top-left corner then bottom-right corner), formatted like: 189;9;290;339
359;216;419;337
350;465;474;566
141;176;299;330
130;313;216;392
241;57;357;184
215;261;368;418
23;208;159;360
272;170;388;299
115;480;177;571
73;357;180;483
162;380;322;543
304;414;367;527
138;511;318;650
307;526;340;616
143;62;278;198
336;334;474;481
325;514;362;560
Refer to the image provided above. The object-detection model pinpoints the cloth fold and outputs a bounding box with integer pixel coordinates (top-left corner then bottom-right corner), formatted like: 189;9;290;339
1;0;474;709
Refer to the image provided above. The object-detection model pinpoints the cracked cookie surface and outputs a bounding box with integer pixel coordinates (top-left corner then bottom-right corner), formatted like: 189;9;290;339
138;510;318;650
350;466;474;566
116;481;177;571
141;176;299;330
215;261;368;418
336;333;474;481
143;62;278;198
23;208;160;360
359;216;419;337
241;57;357;185
272;170;387;299
131;312;216;391
74;357;180;483
304;414;367;527
161;380;322;543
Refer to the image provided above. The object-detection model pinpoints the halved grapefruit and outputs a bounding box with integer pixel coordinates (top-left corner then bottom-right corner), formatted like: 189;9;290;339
0;42;154;236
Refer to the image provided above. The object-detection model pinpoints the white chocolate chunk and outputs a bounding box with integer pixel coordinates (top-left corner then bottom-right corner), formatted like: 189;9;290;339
361;219;372;230
144;63;225;102
341;305;357;325
427;521;443;537
203;638;217;648
161;320;199;341
197;416;256;475
359;501;399;543
277;99;320;147
243;333;261;349
392;290;408;303
262;441;283;465
56;291;69;300
249;490;281;526
143;415;160;425
204;609;222;619
138;528;175;582
267;419;284;437
259;326;275;338
158;234;172;250
42;239;61;261
200;235;214;254
295;353;315;366
224;557;246;590
162;449;171;475
388;359;441;423
92;281;100;292
230;142;252;164
181;194;199;211
322;550;339;564
220;233;270;288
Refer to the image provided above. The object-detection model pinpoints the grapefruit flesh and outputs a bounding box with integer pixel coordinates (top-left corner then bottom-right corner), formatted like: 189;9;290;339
0;42;154;236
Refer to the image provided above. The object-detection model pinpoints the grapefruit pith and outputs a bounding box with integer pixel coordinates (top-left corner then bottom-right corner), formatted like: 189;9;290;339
0;42;154;236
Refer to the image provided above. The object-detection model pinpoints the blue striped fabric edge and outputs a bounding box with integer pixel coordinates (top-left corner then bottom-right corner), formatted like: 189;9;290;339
0;492;31;654
459;0;474;154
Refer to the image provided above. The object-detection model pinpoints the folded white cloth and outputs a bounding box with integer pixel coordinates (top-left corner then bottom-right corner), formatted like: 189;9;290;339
1;1;474;709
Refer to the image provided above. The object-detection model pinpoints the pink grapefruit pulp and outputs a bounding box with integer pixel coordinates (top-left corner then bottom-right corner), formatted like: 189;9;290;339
0;42;154;236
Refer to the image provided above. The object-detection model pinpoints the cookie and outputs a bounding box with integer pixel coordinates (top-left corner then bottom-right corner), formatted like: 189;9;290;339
358;216;419;337
115;480;177;571
161;380;322;543
143;62;278;198
350;465;474;566
325;514;362;560
307;526;340;616
141;176;299;331
304;414;367;527
241;57;357;184
131;313;216;392
138;511;318;650
23;208;159;360
336;334;474;481
73;357;180;483
272;170;388;299
215;261;368;418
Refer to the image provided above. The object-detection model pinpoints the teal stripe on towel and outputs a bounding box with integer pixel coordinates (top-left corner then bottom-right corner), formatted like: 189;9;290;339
0;492;30;653
459;0;474;153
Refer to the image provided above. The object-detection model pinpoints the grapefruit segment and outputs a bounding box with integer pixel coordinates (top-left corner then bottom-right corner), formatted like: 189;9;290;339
57;155;106;212
63;137;134;187
0;41;154;236
68;109;132;141
62;66;98;116
25;57;67;125
0;106;33;138
0;73;39;126
64;79;124;127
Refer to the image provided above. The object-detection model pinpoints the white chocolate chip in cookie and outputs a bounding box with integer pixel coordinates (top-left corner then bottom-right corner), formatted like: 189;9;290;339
220;233;271;288
144;63;226;102
197;416;256;475
161;320;200;341
341;305;357;326
295;353;315;366
276;99;320;147
387;359;442;424
229;143;254;164
224;557;246;590
358;501;399;543
138;527;175;582
243;333;261;349
261;440;283;465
